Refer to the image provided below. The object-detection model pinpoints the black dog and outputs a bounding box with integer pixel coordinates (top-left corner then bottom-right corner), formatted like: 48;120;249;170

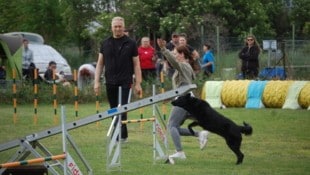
171;93;253;164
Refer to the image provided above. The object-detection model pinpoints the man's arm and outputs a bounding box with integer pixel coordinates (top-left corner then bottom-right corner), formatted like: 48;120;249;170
94;53;104;95
132;56;142;95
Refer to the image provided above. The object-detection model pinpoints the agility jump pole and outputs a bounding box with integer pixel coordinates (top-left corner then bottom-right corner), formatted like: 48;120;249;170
160;71;167;120
96;93;101;127
33;68;39;125
0;154;66;168
74;69;78;117
53;70;58;124
12;69;17;124
121;117;155;124
139;90;144;130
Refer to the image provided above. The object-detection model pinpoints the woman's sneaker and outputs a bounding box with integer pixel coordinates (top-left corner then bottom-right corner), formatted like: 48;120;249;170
169;151;186;159
198;130;209;150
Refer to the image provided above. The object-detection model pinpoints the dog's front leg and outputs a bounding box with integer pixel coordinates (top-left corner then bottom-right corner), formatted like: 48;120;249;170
188;121;199;135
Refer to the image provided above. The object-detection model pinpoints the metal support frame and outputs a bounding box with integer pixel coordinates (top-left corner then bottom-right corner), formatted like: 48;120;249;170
0;84;197;173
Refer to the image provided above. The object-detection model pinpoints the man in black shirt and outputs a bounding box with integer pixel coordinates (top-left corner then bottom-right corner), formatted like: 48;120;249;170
94;16;142;142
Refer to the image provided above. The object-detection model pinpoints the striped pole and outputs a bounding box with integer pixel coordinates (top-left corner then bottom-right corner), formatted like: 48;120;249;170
0;154;66;168
160;71;167;120
53;70;58;124
74;69;78;117
12;69;17;124
96;93;100;126
139;90;144;130
33;68;38;125
121;117;155;124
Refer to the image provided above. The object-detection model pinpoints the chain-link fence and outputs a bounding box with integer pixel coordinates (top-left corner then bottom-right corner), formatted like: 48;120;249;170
189;36;310;80
61;37;310;80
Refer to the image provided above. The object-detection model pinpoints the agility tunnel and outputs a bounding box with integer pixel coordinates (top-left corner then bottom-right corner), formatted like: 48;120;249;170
201;80;310;109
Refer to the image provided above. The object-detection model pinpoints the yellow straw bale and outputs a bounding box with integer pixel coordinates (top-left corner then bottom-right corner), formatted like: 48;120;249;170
298;82;310;108
262;81;293;108
221;80;251;107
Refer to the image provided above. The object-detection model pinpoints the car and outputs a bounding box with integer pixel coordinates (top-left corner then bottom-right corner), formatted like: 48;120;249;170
4;32;73;80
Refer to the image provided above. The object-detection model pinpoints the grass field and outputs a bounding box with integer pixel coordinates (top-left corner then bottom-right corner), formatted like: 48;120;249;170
0;103;309;175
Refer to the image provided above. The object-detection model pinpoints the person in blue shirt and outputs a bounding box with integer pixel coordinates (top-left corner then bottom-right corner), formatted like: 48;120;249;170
201;43;215;77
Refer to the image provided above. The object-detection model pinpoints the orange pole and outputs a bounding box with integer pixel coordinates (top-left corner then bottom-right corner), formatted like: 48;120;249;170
0;154;66;168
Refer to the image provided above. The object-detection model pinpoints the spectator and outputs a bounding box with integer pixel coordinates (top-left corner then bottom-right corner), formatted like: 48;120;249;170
94;16;142;142
78;63;96;90
22;38;35;79
124;29;129;36
164;32;179;78
201;43;215;77
44;61;68;85
138;36;156;81
166;32;179;51
238;34;261;79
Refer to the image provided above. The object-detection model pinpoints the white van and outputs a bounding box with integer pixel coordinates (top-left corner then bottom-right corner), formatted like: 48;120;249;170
4;32;73;80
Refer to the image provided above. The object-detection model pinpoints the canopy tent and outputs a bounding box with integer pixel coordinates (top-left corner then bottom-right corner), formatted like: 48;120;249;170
0;34;23;80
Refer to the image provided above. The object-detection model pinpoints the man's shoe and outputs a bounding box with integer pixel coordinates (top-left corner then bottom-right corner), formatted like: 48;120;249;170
198;130;209;150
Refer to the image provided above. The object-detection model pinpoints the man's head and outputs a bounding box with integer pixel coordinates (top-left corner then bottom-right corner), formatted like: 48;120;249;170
141;37;150;48
171;32;179;44
111;16;125;38
23;38;29;48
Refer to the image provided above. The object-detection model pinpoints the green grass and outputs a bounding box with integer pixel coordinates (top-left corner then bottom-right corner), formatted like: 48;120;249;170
0;104;309;175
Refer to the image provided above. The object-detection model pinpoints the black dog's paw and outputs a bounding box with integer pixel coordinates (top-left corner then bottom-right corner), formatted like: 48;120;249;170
236;154;244;165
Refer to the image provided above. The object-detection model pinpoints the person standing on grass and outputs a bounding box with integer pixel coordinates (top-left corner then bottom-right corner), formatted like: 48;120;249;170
201;43;215;77
138;36;156;81
238;34;261;79
157;38;209;163
94;16;142;142
22;38;34;79
164;32;179;78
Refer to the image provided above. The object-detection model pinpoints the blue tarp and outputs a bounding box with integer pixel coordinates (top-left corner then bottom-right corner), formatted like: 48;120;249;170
259;67;286;80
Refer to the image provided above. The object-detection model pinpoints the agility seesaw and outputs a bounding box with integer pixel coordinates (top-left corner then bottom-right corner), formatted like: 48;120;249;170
0;84;196;153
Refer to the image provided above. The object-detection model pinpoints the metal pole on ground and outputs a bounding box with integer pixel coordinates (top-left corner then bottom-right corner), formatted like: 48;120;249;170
61;106;68;175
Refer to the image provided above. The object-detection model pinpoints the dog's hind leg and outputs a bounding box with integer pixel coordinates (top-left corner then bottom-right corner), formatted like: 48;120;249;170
188;121;199;136
225;136;244;165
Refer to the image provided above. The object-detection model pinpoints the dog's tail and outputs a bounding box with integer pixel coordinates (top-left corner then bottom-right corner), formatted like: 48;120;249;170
240;122;253;136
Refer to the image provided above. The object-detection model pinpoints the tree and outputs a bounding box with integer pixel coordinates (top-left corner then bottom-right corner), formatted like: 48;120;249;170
95;0;275;42
291;0;310;37
0;1;65;43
